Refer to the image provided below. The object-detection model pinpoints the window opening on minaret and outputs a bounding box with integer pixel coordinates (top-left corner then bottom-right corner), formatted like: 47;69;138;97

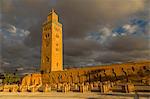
56;48;59;51
47;33;49;37
46;56;50;62
57;62;58;67
56;34;59;38
45;34;50;38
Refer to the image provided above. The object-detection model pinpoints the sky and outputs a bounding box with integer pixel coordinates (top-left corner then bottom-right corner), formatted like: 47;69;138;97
0;0;150;73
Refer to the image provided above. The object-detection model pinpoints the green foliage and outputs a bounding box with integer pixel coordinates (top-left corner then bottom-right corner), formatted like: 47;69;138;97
2;73;20;84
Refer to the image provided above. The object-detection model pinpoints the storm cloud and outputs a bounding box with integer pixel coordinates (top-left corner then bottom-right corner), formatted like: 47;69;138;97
0;0;150;72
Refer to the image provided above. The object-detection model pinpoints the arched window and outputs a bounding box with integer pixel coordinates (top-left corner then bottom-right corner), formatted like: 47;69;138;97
56;34;59;38
46;56;50;62
56;62;58;67
56;48;58;51
47;33;49;37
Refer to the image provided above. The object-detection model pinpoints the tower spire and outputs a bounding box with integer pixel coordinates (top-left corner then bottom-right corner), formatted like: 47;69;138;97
41;9;63;72
51;8;55;13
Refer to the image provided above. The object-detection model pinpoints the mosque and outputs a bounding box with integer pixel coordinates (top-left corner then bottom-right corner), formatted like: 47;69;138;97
5;9;150;93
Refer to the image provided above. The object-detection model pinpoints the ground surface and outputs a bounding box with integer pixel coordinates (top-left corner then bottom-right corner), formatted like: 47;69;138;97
0;92;149;99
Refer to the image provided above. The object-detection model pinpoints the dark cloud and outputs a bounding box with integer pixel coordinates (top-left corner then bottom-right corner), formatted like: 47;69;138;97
0;23;40;72
1;0;147;40
64;39;103;57
106;35;150;52
95;51;130;64
0;0;150;72
64;35;150;65
56;0;146;38
95;50;150;64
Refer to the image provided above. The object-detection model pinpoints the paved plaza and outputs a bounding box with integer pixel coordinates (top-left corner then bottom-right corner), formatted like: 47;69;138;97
0;92;149;99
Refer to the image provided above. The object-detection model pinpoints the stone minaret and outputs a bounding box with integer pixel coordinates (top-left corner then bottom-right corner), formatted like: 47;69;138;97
41;9;63;72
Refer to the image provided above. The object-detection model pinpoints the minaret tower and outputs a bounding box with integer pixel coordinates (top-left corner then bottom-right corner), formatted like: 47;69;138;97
41;9;63;72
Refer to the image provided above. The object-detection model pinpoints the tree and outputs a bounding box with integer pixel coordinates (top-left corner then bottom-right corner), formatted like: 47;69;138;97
2;73;20;84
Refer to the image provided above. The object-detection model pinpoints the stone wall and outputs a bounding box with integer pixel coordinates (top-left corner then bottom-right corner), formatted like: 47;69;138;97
41;61;150;84
20;61;150;93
